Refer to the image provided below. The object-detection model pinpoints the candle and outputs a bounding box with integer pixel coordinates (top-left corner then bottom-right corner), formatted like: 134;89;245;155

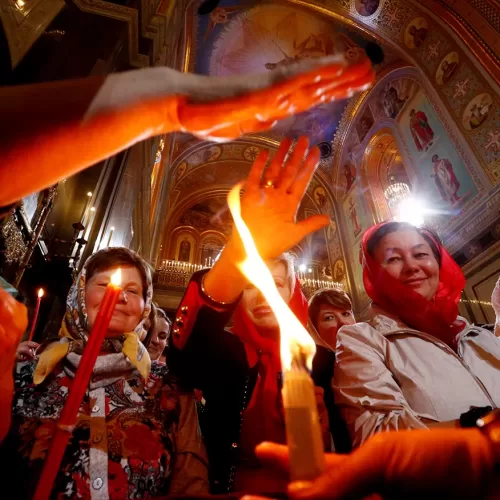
79;191;92;224
106;226;115;247
227;184;325;482
28;288;44;342
34;269;122;500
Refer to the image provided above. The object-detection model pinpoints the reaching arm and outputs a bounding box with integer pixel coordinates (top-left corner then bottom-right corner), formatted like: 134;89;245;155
0;57;374;207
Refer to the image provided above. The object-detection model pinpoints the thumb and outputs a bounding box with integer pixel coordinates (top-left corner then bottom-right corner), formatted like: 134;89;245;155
255;442;290;473
296;214;330;239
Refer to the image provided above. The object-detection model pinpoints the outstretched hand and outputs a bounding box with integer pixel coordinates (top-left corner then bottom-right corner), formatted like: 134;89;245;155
178;57;374;141
204;137;329;303
233;136;329;262
242;428;494;499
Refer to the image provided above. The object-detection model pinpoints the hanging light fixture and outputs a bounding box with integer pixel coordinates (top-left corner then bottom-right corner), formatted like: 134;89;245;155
384;182;425;226
384;182;411;208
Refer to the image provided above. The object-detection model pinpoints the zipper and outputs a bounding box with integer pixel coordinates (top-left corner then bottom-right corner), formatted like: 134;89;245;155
385;328;497;408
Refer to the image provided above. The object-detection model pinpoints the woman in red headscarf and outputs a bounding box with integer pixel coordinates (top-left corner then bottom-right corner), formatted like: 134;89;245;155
333;221;500;448
167;137;331;495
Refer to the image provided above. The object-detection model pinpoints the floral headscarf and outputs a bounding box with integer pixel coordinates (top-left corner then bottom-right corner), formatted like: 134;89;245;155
34;247;153;384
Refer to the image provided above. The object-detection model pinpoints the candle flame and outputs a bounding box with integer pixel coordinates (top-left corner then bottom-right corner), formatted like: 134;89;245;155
111;268;122;286
227;184;316;371
37;288;44;298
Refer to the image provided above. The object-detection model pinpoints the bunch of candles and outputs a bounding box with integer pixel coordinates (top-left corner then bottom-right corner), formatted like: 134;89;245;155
34;269;123;499
228;184;325;481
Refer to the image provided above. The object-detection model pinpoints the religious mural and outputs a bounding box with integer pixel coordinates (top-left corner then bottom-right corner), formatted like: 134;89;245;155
179;198;232;236
397;89;479;211
356;106;375;143
195;2;377;144
404;17;428;49
354;0;380;17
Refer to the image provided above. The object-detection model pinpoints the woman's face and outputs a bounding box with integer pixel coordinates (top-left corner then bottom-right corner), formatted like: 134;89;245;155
316;304;355;349
147;318;169;361
373;229;440;301
86;266;145;336
241;261;292;332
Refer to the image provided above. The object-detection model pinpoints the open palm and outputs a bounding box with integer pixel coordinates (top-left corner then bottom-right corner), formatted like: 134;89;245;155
235;136;329;261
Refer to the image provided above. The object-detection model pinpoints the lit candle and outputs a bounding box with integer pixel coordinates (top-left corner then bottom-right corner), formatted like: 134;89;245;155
227;184;325;482
28;288;44;341
34;269;122;500
106;226;115;247
79;191;92;224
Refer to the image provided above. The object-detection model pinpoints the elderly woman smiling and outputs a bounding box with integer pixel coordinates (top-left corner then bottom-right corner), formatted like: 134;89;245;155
1;247;208;499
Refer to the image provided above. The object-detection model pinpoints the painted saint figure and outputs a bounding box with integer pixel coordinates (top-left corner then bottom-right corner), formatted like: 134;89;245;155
178;239;191;262
348;199;362;236
440;60;458;84
344;162;356;193
409;109;434;152
383;87;406;118
408;25;428;47
431;154;461;205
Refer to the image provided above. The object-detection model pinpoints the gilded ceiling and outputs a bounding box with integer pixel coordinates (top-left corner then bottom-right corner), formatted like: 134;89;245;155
159;0;499;307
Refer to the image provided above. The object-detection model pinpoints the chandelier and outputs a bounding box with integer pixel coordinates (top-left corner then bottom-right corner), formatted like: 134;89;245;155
384;182;411;208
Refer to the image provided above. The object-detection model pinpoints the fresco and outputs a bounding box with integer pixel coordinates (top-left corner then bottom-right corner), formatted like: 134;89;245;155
179;198;232;236
195;2;375;144
397;89;479;212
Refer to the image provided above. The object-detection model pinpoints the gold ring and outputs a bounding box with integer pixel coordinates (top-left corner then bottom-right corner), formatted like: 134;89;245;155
264;180;275;189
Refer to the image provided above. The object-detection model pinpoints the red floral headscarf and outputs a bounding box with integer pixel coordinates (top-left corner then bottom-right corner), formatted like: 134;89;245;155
362;222;466;343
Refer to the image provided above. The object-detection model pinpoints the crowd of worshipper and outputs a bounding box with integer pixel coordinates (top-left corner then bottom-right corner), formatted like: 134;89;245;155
1;139;500;499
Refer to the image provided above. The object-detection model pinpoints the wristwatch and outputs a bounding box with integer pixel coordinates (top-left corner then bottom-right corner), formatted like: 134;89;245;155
477;410;500;467
460;406;493;428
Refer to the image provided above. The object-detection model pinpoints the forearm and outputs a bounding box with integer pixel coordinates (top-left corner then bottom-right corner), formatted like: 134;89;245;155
203;238;248;303
495;322;500;338
0;74;180;206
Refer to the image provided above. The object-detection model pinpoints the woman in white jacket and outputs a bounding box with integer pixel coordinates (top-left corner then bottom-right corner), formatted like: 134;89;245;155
334;221;500;447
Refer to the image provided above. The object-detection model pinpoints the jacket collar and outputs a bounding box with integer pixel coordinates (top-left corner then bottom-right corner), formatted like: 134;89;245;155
363;303;472;337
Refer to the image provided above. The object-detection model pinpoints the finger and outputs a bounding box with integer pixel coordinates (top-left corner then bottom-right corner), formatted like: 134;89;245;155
183;61;346;127
264;137;293;184
278;136;310;192
292;59;373;102
296;215;330;242
289;146;320;199
26;341;39;348
255;442;290;473
245;150;270;194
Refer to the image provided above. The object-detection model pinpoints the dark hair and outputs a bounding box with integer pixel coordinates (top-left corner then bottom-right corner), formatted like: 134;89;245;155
365;222;442;265
85;247;150;300
309;288;353;330
143;302;172;348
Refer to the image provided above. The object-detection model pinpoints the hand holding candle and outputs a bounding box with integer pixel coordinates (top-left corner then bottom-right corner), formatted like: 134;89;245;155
34;269;122;500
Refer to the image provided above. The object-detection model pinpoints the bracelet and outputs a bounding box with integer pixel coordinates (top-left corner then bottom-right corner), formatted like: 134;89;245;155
200;272;234;306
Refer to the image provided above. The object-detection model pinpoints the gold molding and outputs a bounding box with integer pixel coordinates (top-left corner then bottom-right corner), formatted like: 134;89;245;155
73;0;149;67
1;0;65;68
